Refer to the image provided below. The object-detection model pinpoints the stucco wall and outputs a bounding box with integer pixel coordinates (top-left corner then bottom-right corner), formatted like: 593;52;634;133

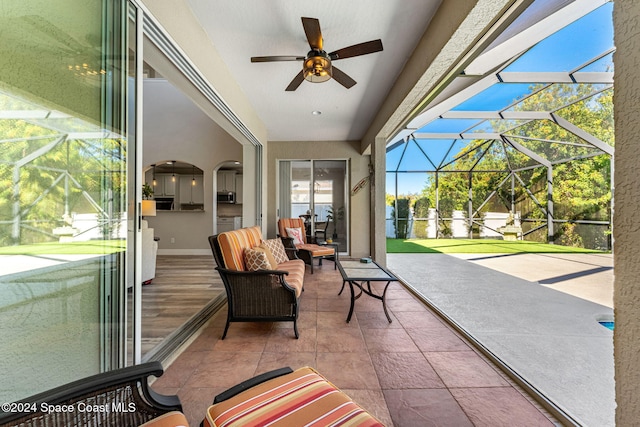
143;80;242;253
267;141;371;259
613;0;640;424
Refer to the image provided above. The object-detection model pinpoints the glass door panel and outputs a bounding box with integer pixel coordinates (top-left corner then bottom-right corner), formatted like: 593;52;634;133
0;0;128;401
314;161;347;253
279;160;349;254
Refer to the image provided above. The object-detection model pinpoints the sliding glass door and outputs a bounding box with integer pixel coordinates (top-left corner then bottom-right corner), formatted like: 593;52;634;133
0;0;129;401
279;160;348;253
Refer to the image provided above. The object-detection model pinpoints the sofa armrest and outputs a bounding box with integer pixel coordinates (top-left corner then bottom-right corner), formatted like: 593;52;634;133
279;236;300;260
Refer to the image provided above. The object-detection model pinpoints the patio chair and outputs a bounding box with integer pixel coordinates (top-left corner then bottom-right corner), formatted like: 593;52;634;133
203;366;383;426
0;361;183;427
278;218;336;274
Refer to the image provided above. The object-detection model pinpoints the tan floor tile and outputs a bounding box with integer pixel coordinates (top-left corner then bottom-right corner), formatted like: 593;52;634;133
317;310;360;329
255;352;317;374
384;389;473;427
264;327;317;352
317;295;352;312
362;328;420;353
152;351;206;388
425;351;510;388
316;352;381;390
393;309;449;330
183;351;262;389
406;327;471;352
317;327;367;353
450;387;556;427
212;329;269;353
371;352;445;389
158;263;555;427
178;387;224;427
355;310;401;329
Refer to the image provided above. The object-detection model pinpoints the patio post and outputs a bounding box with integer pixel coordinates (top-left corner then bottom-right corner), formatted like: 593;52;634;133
547;165;554;244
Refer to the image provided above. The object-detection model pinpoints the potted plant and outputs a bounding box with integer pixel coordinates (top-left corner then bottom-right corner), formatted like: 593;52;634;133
142;183;154;199
326;205;344;240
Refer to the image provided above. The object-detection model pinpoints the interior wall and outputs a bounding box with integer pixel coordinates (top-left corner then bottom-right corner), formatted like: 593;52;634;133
143;79;242;253
613;0;640;424
267;141;371;258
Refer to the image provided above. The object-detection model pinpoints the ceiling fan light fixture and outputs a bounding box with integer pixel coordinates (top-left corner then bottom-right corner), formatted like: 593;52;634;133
303;51;332;83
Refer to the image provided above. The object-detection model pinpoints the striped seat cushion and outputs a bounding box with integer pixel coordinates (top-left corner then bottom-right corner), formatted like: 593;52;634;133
204;367;383;427
216;226;263;271
297;243;335;257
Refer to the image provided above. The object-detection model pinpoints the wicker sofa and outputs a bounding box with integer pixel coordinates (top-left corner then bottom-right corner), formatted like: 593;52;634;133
208;226;305;339
0;362;183;427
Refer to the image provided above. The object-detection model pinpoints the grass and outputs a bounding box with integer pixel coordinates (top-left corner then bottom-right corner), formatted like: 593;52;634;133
0;240;126;256
387;238;607;254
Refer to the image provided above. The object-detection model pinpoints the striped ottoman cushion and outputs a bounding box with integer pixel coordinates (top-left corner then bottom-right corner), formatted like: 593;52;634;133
204;367;383;427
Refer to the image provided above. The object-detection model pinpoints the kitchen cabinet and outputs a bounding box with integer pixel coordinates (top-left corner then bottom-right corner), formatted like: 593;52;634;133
217;170;236;192
146;173;176;197
179;175;204;205
235;175;243;204
217;216;242;233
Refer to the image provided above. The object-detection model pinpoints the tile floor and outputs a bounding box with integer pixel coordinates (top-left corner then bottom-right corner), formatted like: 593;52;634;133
151;262;557;426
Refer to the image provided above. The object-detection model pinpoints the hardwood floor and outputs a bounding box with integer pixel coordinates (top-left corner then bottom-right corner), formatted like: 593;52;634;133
131;255;224;357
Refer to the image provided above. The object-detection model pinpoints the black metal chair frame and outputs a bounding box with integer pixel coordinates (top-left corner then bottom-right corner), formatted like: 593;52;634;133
0;362;181;427
208;235;300;340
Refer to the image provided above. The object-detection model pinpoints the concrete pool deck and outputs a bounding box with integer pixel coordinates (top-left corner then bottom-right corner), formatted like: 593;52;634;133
387;252;614;427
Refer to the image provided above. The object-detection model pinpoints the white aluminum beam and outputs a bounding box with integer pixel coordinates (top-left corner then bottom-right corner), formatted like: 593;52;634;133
441;111;551;120
464;0;609;76
413;132;502;140
497;71;613;84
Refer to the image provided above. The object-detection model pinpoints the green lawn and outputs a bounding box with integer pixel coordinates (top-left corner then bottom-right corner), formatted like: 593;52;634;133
0;240;126;255
387;238;606;254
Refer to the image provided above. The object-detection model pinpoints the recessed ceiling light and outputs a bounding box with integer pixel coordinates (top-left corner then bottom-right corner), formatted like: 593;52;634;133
312;110;322;115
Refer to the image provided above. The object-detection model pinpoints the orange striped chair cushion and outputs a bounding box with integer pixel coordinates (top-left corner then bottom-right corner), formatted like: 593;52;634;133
278;218;307;244
216;226;263;271
296;243;335;257
204;367;383;427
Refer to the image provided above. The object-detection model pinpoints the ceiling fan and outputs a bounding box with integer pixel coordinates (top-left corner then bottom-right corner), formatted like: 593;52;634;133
251;17;383;91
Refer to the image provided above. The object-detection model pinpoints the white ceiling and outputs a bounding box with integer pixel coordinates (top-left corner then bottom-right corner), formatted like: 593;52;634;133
186;0;442;142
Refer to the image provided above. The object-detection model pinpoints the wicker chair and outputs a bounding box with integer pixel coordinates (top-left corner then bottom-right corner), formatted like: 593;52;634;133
0;362;182;427
278;218;336;274
208;228;304;339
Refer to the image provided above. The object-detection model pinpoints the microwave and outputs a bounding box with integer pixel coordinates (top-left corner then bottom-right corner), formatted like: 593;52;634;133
217;192;236;204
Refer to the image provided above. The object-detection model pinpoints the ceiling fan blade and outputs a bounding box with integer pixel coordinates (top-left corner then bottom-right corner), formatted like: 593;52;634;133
251;56;304;63
302;17;323;50
285;70;305;91
329;39;383;60
331;66;357;89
